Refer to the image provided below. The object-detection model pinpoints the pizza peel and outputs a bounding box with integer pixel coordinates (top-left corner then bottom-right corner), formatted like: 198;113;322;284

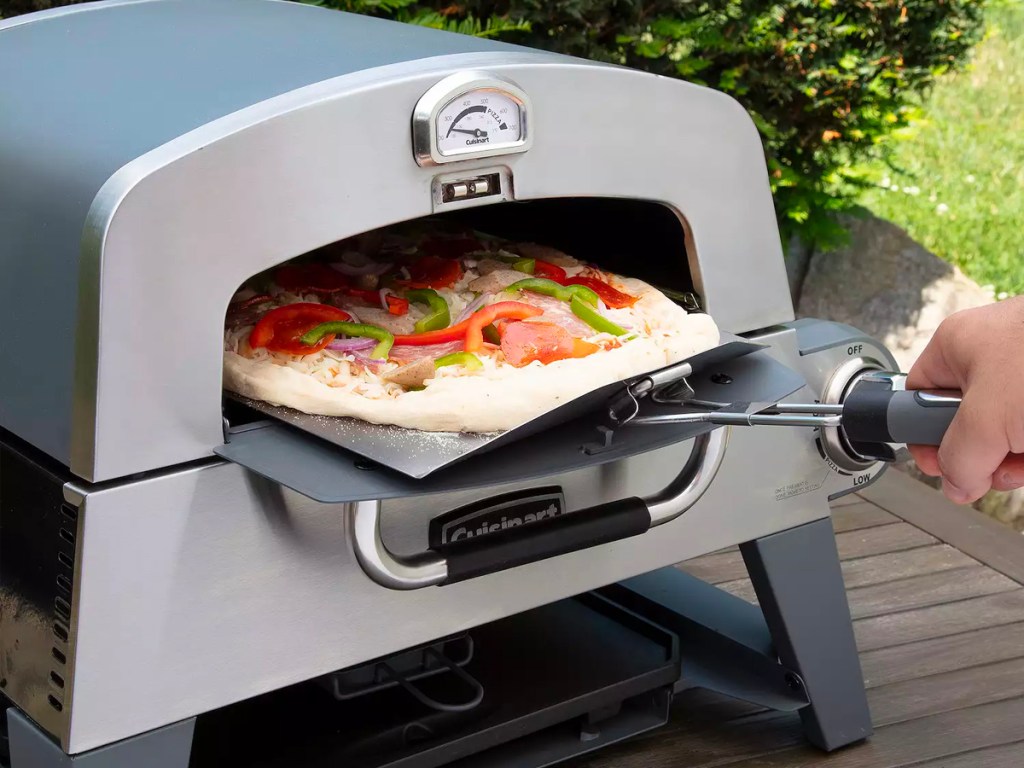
223;333;774;479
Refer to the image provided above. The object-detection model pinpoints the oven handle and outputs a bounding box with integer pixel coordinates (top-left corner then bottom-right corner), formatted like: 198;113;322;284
349;427;730;590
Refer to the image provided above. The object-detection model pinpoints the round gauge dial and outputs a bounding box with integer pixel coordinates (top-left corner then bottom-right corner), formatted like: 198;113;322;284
436;89;523;156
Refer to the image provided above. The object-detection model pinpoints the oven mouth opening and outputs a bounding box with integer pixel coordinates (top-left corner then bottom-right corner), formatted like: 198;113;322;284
221;197;699;434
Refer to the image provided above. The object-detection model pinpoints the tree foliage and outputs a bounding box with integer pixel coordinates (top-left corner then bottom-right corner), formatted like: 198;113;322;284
310;0;987;247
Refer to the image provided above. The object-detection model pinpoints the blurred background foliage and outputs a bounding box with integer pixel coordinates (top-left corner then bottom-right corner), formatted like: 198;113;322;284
298;0;988;250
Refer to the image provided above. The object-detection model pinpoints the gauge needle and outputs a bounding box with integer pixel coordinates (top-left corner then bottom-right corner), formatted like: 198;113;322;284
448;128;488;138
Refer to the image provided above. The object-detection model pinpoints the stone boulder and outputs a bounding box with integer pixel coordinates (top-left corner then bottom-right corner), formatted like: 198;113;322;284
797;212;994;373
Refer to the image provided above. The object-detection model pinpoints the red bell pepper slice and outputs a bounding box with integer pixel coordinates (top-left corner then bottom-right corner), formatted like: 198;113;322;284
343;288;410;316
464;302;544;353
396;255;463;289
249;303;352;356
533;260;567;282
559;276;638;309
393;301;542;349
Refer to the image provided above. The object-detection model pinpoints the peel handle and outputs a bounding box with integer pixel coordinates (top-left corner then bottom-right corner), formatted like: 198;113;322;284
842;388;961;446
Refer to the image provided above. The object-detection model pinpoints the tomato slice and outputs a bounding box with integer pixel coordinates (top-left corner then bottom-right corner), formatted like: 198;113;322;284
249;303;352;356
499;321;599;367
396;255;463;289
273;264;351;294
560;276;638;309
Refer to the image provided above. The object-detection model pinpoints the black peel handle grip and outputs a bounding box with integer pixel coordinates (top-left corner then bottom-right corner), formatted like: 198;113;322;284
439;498;651;585
843;388;961;446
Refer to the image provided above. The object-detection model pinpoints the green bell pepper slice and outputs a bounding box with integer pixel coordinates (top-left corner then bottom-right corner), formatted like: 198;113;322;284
300;322;395;359
406;288;451;333
495;254;536;274
434;352;483;371
482;324;501;345
505;277;600;307
570;296;627;336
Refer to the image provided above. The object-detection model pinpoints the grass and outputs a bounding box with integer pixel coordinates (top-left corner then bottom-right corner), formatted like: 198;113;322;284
859;1;1024;297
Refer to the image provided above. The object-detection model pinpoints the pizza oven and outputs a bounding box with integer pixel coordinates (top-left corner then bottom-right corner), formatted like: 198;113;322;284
0;2;932;766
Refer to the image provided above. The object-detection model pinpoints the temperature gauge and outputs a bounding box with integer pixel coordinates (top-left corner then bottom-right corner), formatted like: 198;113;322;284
413;72;532;166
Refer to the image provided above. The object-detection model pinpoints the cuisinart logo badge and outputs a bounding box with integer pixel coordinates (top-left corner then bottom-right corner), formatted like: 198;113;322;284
429;489;567;550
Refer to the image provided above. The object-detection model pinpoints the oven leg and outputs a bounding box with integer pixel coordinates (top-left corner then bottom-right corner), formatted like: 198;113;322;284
740;516;872;751
6;708;195;768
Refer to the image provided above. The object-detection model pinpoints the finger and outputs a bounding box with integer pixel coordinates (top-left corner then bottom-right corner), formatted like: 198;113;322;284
907;445;941;476
907;328;960;391
935;397;1008;503
991;453;1024;492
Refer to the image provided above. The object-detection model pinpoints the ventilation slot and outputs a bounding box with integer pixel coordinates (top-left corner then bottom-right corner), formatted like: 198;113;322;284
49;671;65;690
47;695;63;713
60;503;79;523
51;648;67;665
58;528;75;545
53;623;69;643
54;596;72;623
57;552;74;570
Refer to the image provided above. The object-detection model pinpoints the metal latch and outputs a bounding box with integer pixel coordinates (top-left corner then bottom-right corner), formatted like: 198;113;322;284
440;173;500;203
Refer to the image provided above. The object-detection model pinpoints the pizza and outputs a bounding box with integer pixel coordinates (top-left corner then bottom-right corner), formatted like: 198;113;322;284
223;223;720;433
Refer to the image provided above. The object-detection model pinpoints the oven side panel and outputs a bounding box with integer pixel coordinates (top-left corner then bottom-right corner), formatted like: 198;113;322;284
0;439;80;749
78;58;791;482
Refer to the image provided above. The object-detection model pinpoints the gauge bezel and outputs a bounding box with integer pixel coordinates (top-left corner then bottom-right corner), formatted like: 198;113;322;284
412;71;533;167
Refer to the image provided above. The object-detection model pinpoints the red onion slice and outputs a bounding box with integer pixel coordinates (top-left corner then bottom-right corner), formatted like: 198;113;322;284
327;338;376;352
454;294;488;324
351;351;386;368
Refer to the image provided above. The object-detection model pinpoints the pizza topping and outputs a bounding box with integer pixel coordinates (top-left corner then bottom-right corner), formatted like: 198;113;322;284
454;294;489;324
331;252;393;277
396;255;463;289
499;321;600;367
435;352;483;371
273;264;351;295
534;260;568;282
377;289;409;316
301;321;395;360
559;276;638;309
570;295;628;336
383;357;436;389
504;277;601;307
419;236;482;260
249;303;353;356
406;288;452;334
464;301;545;354
467;269;526;294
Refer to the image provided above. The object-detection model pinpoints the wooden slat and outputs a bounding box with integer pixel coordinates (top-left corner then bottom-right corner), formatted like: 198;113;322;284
860;621;1024;689
859;470;1024;586
831;492;864;507
911;741;1024;767
679;523;936;585
718;564;1016;618
831;502;899;533
715;695;1024;768
838;545;978;589
854;589;1024;652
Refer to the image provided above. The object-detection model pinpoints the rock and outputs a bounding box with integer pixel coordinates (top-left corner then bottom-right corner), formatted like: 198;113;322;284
797;211;994;373
799;211;1023;532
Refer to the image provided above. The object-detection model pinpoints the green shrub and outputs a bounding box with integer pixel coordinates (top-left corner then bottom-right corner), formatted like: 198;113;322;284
306;0;987;248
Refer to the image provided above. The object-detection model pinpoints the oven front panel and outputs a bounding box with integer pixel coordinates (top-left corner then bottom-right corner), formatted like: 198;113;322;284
76;53;790;484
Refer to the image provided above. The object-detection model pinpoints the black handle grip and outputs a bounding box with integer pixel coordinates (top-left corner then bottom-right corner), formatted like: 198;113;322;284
843;388;961;446
439;497;651;585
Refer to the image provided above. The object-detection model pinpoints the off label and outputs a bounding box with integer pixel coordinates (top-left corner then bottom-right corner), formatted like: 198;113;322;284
848;344;864;356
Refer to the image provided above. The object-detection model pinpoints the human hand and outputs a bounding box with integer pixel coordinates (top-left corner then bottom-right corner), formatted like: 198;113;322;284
906;296;1024;504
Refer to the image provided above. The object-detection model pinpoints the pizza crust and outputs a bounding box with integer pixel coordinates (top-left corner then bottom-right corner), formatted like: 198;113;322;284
223;280;720;433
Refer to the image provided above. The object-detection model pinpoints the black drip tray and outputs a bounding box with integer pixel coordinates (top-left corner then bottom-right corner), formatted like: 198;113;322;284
188;594;679;768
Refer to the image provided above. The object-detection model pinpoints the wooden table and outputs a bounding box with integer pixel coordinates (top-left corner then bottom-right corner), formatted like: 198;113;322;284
568;470;1024;768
